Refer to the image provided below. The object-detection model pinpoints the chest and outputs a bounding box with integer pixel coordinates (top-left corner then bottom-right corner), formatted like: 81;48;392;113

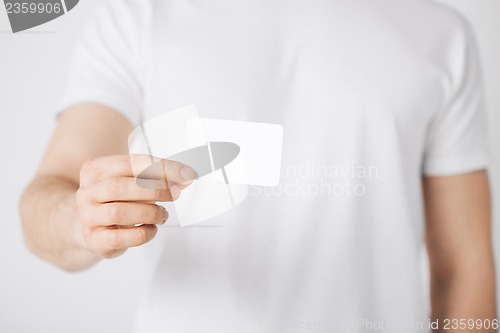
141;1;444;160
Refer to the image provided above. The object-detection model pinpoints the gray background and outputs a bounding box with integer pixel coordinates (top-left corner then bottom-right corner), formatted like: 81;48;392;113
0;1;499;332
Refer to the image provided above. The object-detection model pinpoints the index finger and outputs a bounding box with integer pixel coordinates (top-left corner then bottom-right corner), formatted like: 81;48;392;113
80;154;197;187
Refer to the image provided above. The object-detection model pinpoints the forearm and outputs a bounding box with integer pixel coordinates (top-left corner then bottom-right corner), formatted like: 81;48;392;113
430;254;497;332
20;176;100;272
424;172;497;332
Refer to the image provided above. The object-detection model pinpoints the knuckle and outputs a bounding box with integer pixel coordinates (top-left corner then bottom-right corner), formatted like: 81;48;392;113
136;227;149;245
77;181;101;206
77;202;97;227
80;160;95;179
79;211;93;229
83;228;119;258
101;249;118;259
84;230;104;256
154;188;168;201
75;188;86;206
106;178;123;198
82;227;93;246
108;230;121;249
136;226;156;246
80;159;104;187
120;155;133;168
108;204;121;224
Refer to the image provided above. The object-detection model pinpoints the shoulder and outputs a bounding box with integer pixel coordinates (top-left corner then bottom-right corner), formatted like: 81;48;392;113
370;0;477;64
388;0;474;41
416;0;473;34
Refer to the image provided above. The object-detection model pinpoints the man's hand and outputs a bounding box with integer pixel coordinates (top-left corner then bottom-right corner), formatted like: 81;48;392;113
76;155;196;258
19;104;196;271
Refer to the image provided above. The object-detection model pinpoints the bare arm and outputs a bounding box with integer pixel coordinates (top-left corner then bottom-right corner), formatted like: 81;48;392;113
20;104;194;272
424;171;497;332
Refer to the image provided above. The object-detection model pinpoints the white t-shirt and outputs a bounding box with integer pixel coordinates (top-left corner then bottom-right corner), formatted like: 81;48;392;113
59;0;489;332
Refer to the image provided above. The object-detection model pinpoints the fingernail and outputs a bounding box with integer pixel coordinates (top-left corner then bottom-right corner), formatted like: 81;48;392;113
170;186;181;200
180;166;196;181
161;206;169;222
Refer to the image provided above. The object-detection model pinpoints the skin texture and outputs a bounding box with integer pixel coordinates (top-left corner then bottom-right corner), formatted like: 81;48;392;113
424;171;497;332
20;103;497;328
20;104;195;271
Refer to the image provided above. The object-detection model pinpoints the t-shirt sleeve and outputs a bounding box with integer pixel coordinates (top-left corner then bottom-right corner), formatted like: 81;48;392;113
423;22;489;176
56;0;144;127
